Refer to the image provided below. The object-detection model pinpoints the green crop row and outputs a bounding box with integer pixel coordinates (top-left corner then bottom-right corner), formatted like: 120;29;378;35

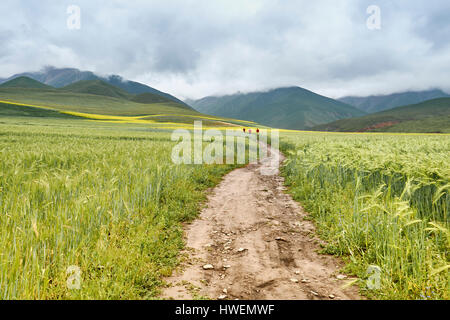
0;119;237;299
280;132;449;299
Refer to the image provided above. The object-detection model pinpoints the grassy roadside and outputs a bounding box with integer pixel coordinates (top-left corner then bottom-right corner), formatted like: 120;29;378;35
279;133;449;300
0;119;239;299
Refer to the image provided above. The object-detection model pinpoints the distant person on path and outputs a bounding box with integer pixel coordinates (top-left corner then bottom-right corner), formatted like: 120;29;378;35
243;128;246;133
249;129;252;134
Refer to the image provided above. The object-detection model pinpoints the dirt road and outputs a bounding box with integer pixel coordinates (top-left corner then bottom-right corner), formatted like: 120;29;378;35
162;144;360;300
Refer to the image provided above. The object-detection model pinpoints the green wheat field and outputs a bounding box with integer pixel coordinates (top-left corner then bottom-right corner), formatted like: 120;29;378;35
0;115;448;300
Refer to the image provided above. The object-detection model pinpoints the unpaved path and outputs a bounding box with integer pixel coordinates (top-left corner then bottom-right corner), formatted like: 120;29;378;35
162;144;361;300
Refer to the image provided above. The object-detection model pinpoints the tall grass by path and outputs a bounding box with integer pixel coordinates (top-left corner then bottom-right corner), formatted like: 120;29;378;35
280;132;449;299
0;120;238;299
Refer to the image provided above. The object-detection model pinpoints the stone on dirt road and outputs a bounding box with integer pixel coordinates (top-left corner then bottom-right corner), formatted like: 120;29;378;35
203;264;214;270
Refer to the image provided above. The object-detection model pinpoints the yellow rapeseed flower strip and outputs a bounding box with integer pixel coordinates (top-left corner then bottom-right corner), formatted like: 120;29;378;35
61;111;146;121
0;99;57;110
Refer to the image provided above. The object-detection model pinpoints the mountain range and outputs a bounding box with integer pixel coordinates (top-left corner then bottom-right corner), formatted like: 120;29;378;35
312;98;450;133
188;87;366;130
0;76;261;128
0;76;196;117
0;66;189;107
1;67;449;132
339;89;450;114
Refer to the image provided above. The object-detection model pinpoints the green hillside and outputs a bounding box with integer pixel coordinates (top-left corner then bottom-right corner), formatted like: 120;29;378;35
59;79;195;110
130;92;173;104
312;98;450;133
61;80;133;100
106;75;190;107
339;89;450;113
0;87;197;116
0;101;81;119
0;80;256;127
190;87;366;130
0;94;263;130
0;76;53;89
6;67;189;107
0;75;199;118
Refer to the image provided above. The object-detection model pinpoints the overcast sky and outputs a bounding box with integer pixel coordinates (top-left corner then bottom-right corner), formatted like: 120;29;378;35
0;0;449;99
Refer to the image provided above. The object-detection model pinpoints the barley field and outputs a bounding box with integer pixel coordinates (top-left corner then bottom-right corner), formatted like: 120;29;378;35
0;117;238;299
1;115;448;300
281;132;449;299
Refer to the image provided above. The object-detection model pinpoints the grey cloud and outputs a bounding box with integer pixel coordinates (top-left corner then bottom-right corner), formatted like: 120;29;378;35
0;0;449;99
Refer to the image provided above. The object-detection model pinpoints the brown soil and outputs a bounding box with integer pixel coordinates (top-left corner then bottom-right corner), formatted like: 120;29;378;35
360;121;400;132
161;144;361;300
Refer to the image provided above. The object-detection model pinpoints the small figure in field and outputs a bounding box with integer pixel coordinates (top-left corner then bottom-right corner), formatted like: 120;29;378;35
243;128;246;133
249;129;252;134
256;128;260;134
